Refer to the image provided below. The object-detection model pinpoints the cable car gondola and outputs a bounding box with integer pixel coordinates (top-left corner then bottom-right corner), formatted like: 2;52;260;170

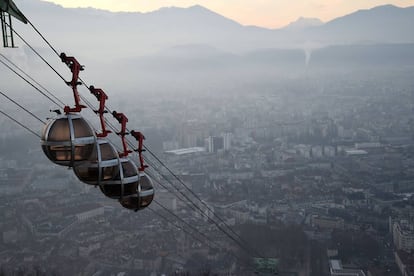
99;158;139;199
41;113;96;167
73;138;120;185
119;172;154;211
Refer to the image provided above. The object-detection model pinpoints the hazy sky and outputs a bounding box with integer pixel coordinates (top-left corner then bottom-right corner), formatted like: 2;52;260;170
43;0;414;28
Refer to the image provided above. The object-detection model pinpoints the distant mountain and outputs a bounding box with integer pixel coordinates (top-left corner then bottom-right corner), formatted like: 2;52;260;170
309;5;414;44
283;17;323;30
10;1;414;61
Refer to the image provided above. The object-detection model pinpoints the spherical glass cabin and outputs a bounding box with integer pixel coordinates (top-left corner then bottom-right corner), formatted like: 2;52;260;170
41;113;96;167
119;173;154;211
99;158;139;199
73;139;120;185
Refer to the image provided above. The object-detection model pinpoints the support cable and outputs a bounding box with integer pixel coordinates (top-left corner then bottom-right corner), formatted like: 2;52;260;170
147;205;246;268
0;90;45;124
146;206;216;265
152;199;223;250
0;53;65;106
7;24;66;82
142;154;259;259
0;57;62;108
144;145;265;258
26;20;60;57
0;109;40;138
99;138;223;251
147;171;236;254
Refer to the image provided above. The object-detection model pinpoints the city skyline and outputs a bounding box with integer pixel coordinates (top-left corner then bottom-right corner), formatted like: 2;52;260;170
42;0;414;28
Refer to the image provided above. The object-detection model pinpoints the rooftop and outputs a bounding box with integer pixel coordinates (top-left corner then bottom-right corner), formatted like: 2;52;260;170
165;147;206;155
345;149;368;156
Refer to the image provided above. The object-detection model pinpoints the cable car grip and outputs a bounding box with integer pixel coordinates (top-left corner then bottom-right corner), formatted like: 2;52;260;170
130;130;148;172
60;52;86;113
89;85;111;137
112;111;132;157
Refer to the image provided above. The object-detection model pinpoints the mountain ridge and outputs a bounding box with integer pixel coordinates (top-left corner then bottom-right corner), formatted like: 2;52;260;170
282;17;323;30
26;1;414;29
12;1;414;59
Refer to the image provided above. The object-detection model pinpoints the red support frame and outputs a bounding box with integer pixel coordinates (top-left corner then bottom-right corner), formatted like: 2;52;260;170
131;130;148;172
60;52;86;113
89;85;111;137
112;111;132;157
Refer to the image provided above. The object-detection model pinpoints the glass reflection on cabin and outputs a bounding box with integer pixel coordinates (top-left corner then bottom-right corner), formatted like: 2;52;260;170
73;139;120;185
119;173;154;211
41;114;96;167
99;158;139;199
